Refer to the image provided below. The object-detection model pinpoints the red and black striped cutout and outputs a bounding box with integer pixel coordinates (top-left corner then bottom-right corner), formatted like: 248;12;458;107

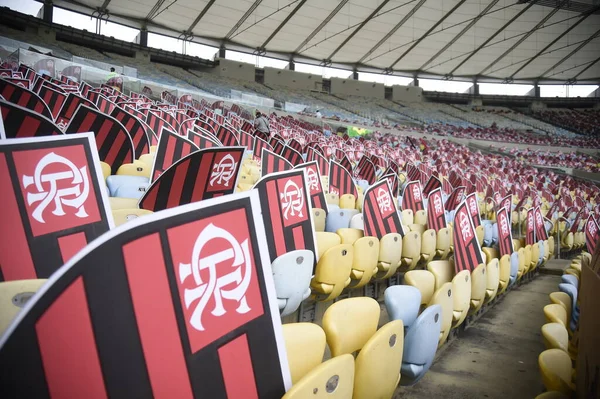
401;181;424;213
445;186;465;212
0;133;111;282
253;169;317;264
179;118;196;137
427;188;447;232
339;154;352;174
307;146;329;177
151;129;199;182
380;173;399;198
110;106;151;159
280;145;303;167
329;160;358;198
215;125;240;147
95;94;115;116
238;130;255;151
453;199;484;273
261;148;292;176
534;206;548;241
271;138;285;155
37;85;66;121
188;130;220;150
294;161;328;213
0;192;289;398
287;138;302;154
253;137;273;162
525;208;536;246
355;156;376;185
496;207;514;257
0;99;62;139
585;215;599;253
465;193;481;228
570;208;584;233
140;147;244;212
56;93;97;128
0;78;52;119
363;179;404;239
65;105;135;175
423;175;442;198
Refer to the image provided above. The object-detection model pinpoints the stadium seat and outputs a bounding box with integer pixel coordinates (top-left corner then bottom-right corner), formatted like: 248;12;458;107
400;231;422;271
549;292;572;323
272;250;313;317
0;279;47;335
348;237;379;288
111;208;153;226
311;244;353;302
326;192;340;207
100;161;111;180
325;209;359;233
538;349;575;395
282;354;355;399
414;210;427;226
436;228;451;259
426;261;471;328
339;194;356;210
312;208;326;232
375;233;403;280
322;297;404;399
534;392;569;399
561;274;578;289
350;214;364;230
401;209;414;226
384;285;421;327
470;264;487;313
484;258;500;303
475;225;485;247
420;229;437;264
283;323;326;384
543;304;568;327
116;160;151;178
336;228;364;245
138;153;154;167
541;323;569;354
106;175;149;197
108;197;140;210
316;232;342;259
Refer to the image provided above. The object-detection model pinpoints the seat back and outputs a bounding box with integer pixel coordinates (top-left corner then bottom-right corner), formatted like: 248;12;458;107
414;210;427;226
376;233;402;279
336;228;364;245
349;213;364;230
475;225;485;247
112;209;153;226
322;297;380;357
541;323;568;353
482;223;493;247
482;247;499;264
538;349;574;395
312;208;326;232
138;153;154;167
404;270;435;306
384;285;421;328
485;258;500;303
325;209;359;233
420;229;437;263
401;209;414;225
470;263;487;312
544;304;568;327
316;232;342;258
401;231;422;271
311;244;353;302
283;323;327;384
427;260;453;291
326;192;340;206
451;270;471;328
106;175;149;197
100;161;111;180
116;160;151;178
558;283;578;317
491;223;498;245
349;237;379;288
549;292;572;322
436;228;451;259
429;282;453;347
272;250;314;317
353;320;404;399
282;354;355;399
0;279;47;335
561;274;578;289
531;243;541;269
339;194;356;210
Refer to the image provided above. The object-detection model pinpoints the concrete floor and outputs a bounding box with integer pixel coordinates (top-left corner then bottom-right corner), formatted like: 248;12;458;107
394;274;561;399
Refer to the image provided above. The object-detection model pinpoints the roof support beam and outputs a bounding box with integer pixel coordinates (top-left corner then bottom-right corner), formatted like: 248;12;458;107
146;0;168;21
389;0;468;69
572;54;600;80
419;0;500;71
478;0;568;76
225;0;264;40
326;0;393;61
356;0;426;65
509;5;599;79
448;0;538;76
539;26;600;78
260;0;307;49
185;0;217;34
294;0;350;54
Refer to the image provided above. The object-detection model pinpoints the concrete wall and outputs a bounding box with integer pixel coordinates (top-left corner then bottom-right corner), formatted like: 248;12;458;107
329;77;385;99
392;85;423;102
263;67;321;91
212;58;255;82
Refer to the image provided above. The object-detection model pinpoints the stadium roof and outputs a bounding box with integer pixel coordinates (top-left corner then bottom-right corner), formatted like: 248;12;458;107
49;0;600;83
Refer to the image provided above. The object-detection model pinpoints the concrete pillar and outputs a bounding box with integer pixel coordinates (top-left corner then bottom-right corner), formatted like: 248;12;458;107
288;60;295;71
139;28;148;47
410;77;419;87
218;46;226;58
42;1;53;23
534;83;540;98
473;83;479;95
352;70;358;80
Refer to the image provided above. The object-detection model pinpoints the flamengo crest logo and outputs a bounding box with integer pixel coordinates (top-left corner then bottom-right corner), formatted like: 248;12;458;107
178;223;252;332
499;212;509;236
306;167;319;193
23;152;90;224
433;193;443;215
280;179;304;220
376;187;392;214
210;154;237;187
459;210;473;241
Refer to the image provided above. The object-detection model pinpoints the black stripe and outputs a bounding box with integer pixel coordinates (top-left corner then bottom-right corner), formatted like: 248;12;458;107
180;154;204;204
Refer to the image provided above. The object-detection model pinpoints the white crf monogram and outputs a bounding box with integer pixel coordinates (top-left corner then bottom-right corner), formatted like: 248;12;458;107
22;152;90;224
306;167;319;193
178;223;252;331
412;185;421;201
459;211;472;241
280;179;304;219
500;215;509;235
433;194;443;215
589;220;597;235
376;187;392;213
528;213;534;230
210;154;237;187
468;198;478;215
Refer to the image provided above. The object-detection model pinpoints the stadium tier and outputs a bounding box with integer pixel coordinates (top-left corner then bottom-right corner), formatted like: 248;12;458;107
0;4;599;399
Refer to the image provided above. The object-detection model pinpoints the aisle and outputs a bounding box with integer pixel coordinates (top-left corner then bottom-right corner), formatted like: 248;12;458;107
395;274;561;399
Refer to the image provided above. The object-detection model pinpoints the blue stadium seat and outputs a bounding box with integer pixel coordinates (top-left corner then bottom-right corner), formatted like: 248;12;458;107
106;175;149;197
325;209;359;233
272;250;314;317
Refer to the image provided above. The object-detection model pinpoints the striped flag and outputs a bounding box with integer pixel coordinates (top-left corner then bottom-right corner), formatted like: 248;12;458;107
453;199;484;273
0;133;112;281
329;160;358;198
261;148;292;176
110;106;151;159
445;186;466;211
380;173;399;198
534;206;548;240
355;156;376;185
585;215;599;253
280;145;303;167
253;137;272;162
442;178;453;196
307;147;328;176
95;94;115;116
496;207;514;257
363;179;404;239
570;208;584;233
401;181;424;213
150;129;199;182
0;99;61;139
140;147;244;212
0;78;52;119
65;105;135;175
0;191;289;398
465;193;481;228
423;175;442;198
188;130;220;149
427;188;446;232
526;208;536;245
38;85;66;120
295;161;328;213
56;93;97;129
339;154;352;174
254;169;317;264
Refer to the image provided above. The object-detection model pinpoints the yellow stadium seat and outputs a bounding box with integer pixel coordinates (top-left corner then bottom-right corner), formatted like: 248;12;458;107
311;244;353;302
116;160;151;178
414;209;427;226
283;323;326;384
541;323;569;354
544;304;568;327
109;197;140;210
538;349;575;395
336;228;364;245
401;209;414;226
470;264;487;313
282;354;355;399
549;292;572;323
523;245;532;274
498;255;511;295
149;145;157;153
138;153;154;168
99;161;111;180
482;247;499;264
316;232;342;259
326;192;340;206
408;224;425;235
420;229;437;264
404;270;435;308
436;228;451;259
348;237;379;289
376;233;402;280
430;282;453;347
534;392;569;399
484;258;500;304
531;242;541;270
112;209;153;227
340;194;356;210
475;225;484;247
312;208;326;232
0;279;47;335
517;248;526;280
400;231;422;271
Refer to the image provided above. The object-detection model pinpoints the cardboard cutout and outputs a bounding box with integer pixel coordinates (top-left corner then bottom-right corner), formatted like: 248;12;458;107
363;179;405;238
465;192;481;228
422;175;441;198
151;129;199;182
0;99;62;139
56;93;97;129
307;146;329;176
585;215;599;253
497;207;514;257
526;208;536;246
0;133;113;281
0;191;290;398
445;186;466;212
453;199;484;273
294;161;328;213
110;106;151;159
401;181;424;213
37;85;66;120
381;173;399;198
280;145;303;167
355;156;376;185
261;148;292;176
0;78;52;119
328;160;358;198
427;188;446;232
534;206;548;241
